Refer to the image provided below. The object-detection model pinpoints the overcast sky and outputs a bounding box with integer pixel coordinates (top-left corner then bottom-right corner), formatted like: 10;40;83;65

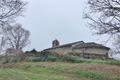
18;0;109;51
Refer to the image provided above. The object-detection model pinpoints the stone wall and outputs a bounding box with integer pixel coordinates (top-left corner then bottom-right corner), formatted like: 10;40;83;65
73;48;108;55
47;47;109;58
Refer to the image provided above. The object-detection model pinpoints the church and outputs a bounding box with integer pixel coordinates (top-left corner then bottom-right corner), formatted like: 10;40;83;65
43;39;110;59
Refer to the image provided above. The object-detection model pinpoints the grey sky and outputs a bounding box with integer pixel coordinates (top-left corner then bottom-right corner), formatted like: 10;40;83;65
18;0;108;51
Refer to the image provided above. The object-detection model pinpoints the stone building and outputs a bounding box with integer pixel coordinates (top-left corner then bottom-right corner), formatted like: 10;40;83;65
52;39;60;48
44;39;110;59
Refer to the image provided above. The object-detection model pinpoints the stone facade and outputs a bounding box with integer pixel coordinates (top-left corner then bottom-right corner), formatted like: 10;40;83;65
52;39;60;48
44;40;110;59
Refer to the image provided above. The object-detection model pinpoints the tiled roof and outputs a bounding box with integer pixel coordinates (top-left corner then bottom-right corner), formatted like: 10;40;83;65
73;42;110;50
44;41;110;51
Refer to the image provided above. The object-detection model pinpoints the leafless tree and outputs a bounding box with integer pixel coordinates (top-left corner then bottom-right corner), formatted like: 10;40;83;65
0;0;26;53
4;24;30;50
85;0;120;53
112;34;120;53
85;0;120;35
0;0;26;26
0;36;6;53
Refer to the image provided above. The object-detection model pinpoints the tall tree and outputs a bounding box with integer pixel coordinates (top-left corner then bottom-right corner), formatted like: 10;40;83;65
112;35;120;54
5;24;30;50
85;0;120;35
0;0;26;53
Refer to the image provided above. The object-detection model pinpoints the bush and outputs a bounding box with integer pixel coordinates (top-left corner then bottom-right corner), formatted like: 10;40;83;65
62;54;85;63
46;55;57;62
26;55;58;62
26;57;43;62
0;55;25;64
107;60;120;65
1;58;9;64
8;56;25;63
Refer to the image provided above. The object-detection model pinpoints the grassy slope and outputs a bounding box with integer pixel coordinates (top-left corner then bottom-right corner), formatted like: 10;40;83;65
0;62;120;80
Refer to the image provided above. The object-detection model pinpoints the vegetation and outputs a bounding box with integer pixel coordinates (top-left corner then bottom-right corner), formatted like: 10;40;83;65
86;0;120;35
0;53;120;66
0;0;26;25
85;0;120;53
0;0;28;59
0;62;120;80
5;24;30;50
0;52;120;80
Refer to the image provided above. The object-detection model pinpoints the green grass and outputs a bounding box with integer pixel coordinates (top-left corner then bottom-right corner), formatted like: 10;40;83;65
75;69;120;80
0;62;120;80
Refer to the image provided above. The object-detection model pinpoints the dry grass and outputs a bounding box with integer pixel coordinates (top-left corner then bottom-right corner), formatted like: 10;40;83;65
0;62;120;80
12;62;120;76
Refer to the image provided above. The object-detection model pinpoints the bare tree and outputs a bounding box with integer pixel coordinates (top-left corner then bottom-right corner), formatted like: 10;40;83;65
0;0;26;53
0;36;6;53
84;0;120;55
85;0;120;35
0;0;26;26
85;0;120;54
4;24;30;50
112;34;120;53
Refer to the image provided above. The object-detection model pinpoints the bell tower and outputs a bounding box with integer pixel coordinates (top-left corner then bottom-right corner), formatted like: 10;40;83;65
52;39;60;48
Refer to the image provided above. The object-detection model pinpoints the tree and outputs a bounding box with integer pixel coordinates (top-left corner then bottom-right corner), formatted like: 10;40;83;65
0;36;6;53
112;35;120;53
4;24;30;50
0;0;26;53
85;0;120;54
85;0;120;35
0;0;26;26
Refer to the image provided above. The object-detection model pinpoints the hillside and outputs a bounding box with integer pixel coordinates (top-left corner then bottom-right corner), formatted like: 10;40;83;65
0;62;120;80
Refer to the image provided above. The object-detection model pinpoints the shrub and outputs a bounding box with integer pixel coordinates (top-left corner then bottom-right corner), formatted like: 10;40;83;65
1;59;9;64
62;54;85;63
26;55;58;62
0;55;24;64
7;56;24;63
46;55;57;62
26;57;43;62
107;60;120;65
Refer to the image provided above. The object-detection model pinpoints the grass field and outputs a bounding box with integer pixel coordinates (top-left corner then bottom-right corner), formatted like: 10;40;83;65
0;61;120;80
